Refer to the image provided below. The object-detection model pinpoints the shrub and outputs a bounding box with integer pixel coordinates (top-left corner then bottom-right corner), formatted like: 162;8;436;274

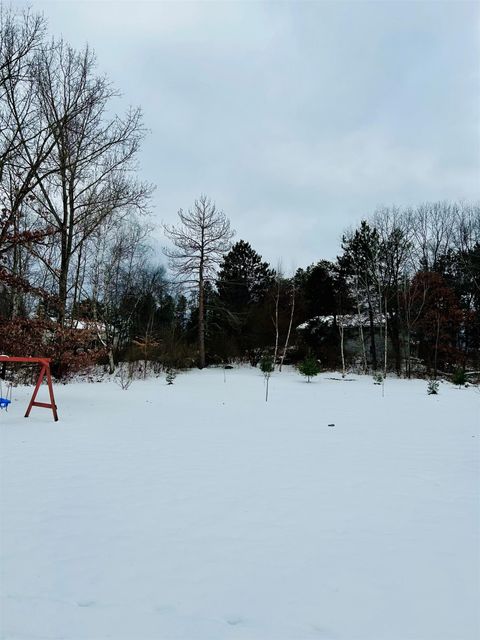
452;368;467;387
259;355;274;376
114;361;136;390
373;372;384;385
298;355;321;382
427;379;439;395
0;317;102;379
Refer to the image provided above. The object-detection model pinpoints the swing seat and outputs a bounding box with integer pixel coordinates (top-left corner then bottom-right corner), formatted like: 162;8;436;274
0;397;11;409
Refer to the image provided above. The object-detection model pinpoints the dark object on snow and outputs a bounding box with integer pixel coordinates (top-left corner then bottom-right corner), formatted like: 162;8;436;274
166;368;176;385
427;379;439;395
452;368;467;387
328;423;335;427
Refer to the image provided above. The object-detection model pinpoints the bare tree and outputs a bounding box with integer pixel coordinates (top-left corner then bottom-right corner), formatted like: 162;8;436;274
410;201;456;271
0;7;54;260
0;6;46;178
373;206;414;374
16;40;152;324
0;8;56;315
163;195;234;368
87;215;151;372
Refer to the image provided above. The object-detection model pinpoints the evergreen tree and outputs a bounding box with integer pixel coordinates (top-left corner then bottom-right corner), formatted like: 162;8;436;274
165;368;176;385
217;240;274;310
216;240;274;355
259;354;274;402
298;355;321;382
339;221;381;369
295;260;338;319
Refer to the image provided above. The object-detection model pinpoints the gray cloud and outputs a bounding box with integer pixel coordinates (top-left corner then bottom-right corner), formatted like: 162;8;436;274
23;0;480;269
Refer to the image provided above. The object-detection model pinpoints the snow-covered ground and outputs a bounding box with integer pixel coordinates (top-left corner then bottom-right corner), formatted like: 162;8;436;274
1;367;479;640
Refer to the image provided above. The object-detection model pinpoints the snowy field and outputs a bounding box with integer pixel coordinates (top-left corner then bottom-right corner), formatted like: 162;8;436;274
1;367;479;640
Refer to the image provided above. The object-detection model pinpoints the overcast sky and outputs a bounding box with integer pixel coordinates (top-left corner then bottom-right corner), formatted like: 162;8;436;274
20;0;480;270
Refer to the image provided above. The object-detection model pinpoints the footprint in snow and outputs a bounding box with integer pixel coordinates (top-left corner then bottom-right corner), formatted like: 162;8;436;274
311;624;338;639
77;599;96;608
153;604;175;614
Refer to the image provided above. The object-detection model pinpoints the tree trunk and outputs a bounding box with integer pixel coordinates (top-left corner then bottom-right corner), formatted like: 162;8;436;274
11;244;20;319
389;312;402;376
273;277;280;366
58;248;69;326
338;322;345;378
433;315;440;379
72;242;85;319
354;276;368;372
366;288;377;370
383;295;388;376
198;275;205;369
279;284;295;372
108;348;115;375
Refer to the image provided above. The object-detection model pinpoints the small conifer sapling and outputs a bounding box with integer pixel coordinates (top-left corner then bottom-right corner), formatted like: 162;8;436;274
259;355;274;402
427;379;439;395
452;368;467;388
166;368;176;385
298;355;321;382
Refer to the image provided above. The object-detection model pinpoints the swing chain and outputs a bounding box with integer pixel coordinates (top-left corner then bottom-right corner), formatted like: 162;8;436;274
0;378;13;410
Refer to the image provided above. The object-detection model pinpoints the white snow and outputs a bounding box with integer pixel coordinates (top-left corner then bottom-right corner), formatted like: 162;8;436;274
297;313;385;330
1;368;479;640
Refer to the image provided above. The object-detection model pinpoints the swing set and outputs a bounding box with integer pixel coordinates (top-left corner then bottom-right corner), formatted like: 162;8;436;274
0;378;12;409
0;356;59;422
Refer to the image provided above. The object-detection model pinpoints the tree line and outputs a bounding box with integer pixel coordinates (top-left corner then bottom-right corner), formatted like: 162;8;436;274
163;198;479;379
1;8;479;379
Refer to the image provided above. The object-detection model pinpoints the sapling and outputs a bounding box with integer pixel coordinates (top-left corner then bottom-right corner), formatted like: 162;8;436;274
114;361;135;390
427;379;439;395
223;363;233;383
373;372;384;385
259;355;274;402
165;368;176;385
452;368;467;388
298;355;321;383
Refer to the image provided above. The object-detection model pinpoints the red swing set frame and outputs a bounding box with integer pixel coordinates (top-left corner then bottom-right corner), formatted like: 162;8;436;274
0;356;58;422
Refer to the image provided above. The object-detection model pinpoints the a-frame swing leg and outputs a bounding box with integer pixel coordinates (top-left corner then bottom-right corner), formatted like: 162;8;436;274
25;363;59;422
25;364;45;418
46;365;59;422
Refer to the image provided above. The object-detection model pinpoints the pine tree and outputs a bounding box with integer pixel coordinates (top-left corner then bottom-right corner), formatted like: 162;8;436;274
298;355;321;382
165;368;176;385
452;368;467;387
216;240;274;354
339;221;381;370
217;240;274;311
259;354;274;402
